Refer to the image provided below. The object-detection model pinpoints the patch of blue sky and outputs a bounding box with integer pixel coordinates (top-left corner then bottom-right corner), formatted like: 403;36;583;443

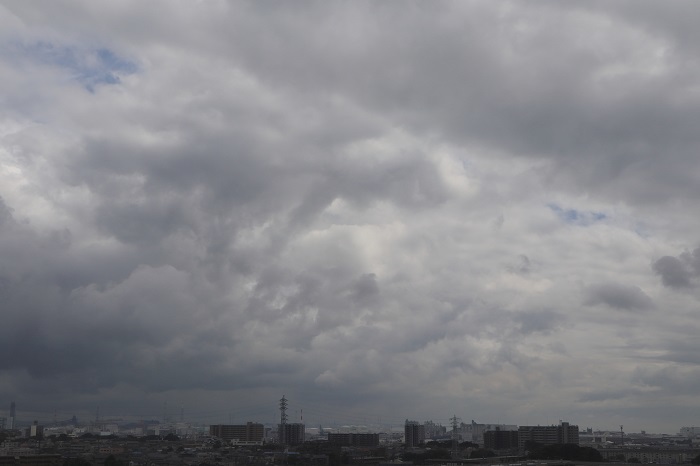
17;41;138;92
633;222;651;239
547;203;607;226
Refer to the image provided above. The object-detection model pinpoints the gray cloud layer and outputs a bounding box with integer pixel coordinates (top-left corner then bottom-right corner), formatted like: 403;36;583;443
1;0;700;432
584;283;654;311
653;249;700;288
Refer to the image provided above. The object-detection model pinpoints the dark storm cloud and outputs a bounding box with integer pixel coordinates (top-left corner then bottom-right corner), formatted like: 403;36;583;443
584;282;654;311
653;256;692;288
653;249;700;288
0;196;266;397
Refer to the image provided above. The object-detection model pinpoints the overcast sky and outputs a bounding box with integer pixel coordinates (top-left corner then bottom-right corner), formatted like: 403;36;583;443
2;1;700;434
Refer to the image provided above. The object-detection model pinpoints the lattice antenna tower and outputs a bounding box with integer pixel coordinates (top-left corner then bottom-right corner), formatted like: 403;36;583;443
279;395;289;444
451;415;461;458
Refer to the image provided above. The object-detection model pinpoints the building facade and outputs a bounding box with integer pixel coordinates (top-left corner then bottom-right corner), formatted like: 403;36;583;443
29;421;44;438
518;422;579;450
423;421;447;440
484;429;519;451
461;421;518;445
210;422;264;444
279;423;305;446
405;420;426;448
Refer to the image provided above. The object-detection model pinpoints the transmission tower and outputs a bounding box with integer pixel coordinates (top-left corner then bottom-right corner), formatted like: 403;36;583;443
279;395;288;444
451;415;461;458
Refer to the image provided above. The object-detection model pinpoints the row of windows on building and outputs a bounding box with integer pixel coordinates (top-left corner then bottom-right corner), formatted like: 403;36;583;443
404;420;580;450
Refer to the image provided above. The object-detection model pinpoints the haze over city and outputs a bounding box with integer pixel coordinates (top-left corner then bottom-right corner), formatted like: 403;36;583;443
2;1;700;435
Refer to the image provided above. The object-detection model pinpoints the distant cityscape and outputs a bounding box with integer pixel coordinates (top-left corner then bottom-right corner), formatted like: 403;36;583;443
2;397;700;465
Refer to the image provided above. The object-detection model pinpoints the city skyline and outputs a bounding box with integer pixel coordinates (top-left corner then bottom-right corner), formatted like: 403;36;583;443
2;1;700;435
0;399;692;437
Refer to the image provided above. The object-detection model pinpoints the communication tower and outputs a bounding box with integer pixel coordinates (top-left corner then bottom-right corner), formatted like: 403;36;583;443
451;415;461;458
279;395;288;444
